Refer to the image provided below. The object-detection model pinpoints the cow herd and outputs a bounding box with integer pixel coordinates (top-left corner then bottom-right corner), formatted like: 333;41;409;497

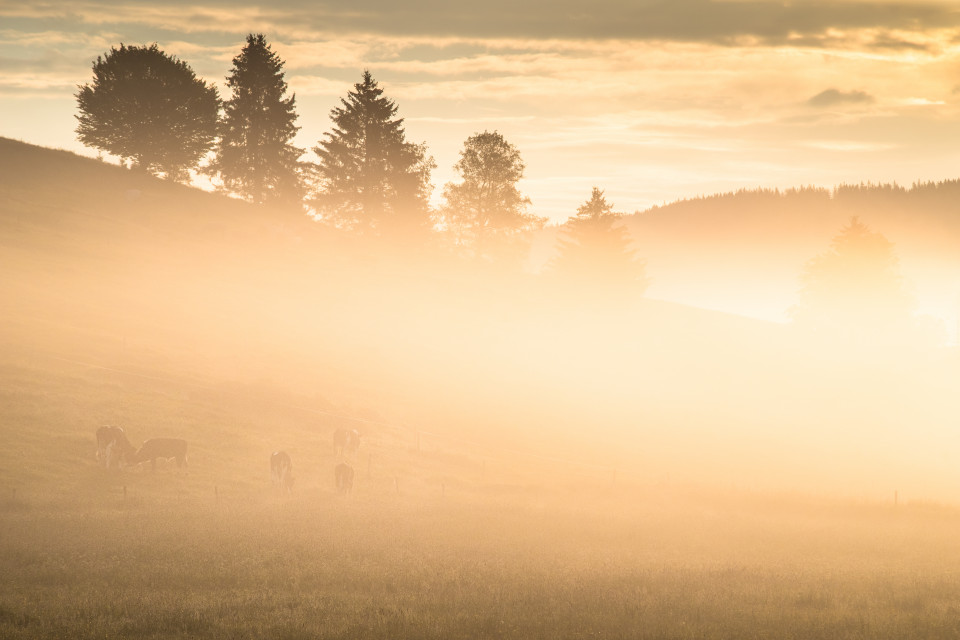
96;425;361;495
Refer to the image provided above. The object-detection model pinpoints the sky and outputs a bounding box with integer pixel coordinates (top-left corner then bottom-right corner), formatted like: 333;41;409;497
2;0;960;221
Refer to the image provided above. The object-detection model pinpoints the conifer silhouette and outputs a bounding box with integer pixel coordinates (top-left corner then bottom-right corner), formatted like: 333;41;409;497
311;71;433;235
209;34;304;205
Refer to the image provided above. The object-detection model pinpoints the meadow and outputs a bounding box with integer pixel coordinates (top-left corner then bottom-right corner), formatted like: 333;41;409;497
3;138;960;639
3;346;959;640
4;474;960;639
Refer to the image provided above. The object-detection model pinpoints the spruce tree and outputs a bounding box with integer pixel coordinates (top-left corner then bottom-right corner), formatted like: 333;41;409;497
550;187;648;292
311;70;434;235
209;34;304;205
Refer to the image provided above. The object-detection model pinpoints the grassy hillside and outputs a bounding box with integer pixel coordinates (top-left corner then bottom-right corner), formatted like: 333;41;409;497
1;137;957;501
3;138;960;640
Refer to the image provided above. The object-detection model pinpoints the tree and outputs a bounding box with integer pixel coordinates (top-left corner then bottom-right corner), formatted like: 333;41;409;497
791;216;912;333
311;70;434;235
549;187;648;293
76;44;219;181
208;34;304;205
437;130;545;262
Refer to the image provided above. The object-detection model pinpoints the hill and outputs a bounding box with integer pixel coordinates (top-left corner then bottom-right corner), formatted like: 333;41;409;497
1;138;958;502
533;182;960;327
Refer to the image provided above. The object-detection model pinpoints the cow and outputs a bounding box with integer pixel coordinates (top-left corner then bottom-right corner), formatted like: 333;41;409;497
131;438;188;470
95;426;135;469
334;462;354;494
333;428;360;458
270;451;294;495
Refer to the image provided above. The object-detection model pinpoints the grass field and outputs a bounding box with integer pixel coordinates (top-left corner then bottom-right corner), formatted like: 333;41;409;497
4;479;960;639
4;350;960;640
3;138;960;638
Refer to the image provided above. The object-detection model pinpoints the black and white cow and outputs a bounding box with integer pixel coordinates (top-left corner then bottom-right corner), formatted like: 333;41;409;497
95;426;135;469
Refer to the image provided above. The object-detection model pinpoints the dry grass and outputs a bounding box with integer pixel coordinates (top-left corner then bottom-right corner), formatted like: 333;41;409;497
4;478;960;639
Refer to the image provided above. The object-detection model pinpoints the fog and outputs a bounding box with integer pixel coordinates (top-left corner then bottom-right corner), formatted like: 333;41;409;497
2;141;957;506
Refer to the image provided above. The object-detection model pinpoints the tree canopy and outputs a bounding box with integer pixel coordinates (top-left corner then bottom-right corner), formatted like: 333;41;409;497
549;187;648;293
791;216;913;333
311;71;434;235
437;130;545;263
208;34;304;205
75;44;219;181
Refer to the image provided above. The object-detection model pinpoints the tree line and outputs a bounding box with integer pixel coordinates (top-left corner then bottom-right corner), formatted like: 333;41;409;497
75;36;924;341
75;35;644;285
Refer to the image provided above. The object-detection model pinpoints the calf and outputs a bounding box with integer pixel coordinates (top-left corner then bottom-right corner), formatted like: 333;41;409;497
132;438;188;470
334;462;354;494
270;451;294;494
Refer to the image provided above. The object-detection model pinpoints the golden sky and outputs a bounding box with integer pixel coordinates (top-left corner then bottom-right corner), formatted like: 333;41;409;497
2;0;960;220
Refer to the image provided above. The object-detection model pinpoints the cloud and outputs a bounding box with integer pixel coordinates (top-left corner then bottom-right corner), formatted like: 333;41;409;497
4;1;960;46
807;89;876;108
800;140;896;152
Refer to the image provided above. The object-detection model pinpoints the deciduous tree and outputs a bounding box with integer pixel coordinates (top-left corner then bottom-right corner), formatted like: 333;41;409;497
791;216;913;333
76;44;219;181
437;130;545;263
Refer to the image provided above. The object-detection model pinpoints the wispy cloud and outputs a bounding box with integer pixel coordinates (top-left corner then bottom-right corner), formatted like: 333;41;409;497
4;1;960;46
800;140;896;152
807;89;876;108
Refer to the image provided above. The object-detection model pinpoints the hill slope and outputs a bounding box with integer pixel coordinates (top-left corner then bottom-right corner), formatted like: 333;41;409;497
533;182;960;326
2;138;958;501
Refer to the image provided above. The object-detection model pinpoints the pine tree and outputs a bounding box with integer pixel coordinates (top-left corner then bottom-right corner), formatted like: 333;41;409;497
311;71;434;235
550;187;648;292
76;44;219;181
208;34;304;205
437;130;545;263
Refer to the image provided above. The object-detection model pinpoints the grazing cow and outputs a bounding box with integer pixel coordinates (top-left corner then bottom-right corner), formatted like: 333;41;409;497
334;462;354;494
132;438;188;470
333;428;360;457
270;451;294;495
95;426;135;469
